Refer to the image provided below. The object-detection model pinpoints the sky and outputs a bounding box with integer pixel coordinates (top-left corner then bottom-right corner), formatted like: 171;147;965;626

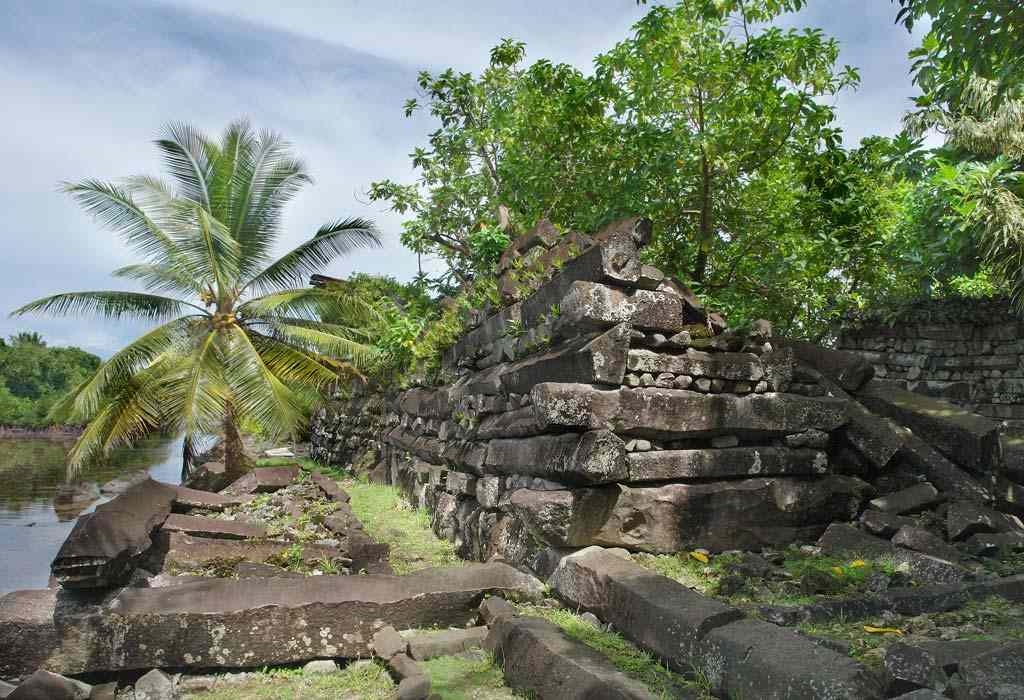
0;0;927;357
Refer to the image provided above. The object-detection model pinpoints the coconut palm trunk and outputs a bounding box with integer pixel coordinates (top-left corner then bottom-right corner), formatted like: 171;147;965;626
13;120;382;476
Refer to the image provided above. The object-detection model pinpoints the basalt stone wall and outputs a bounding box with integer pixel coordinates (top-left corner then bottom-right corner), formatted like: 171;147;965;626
312;218;895;571
310;391;391;478
838;298;1024;422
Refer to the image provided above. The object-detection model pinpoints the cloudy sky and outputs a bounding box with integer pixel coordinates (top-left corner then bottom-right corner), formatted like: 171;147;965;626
0;0;926;357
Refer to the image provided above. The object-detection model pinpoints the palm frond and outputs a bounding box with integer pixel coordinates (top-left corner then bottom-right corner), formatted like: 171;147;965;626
248;331;343;388
162;329;229;439
257;319;377;368
238;288;377;323
155;121;215;207
112;263;205;296
62;179;196;274
244;218;381;294
49;315;203;422
222;326;305;440
232;130;313;274
12;291;206;322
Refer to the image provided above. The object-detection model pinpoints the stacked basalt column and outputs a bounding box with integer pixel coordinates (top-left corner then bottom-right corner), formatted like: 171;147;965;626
375;217;869;569
310;387;391;478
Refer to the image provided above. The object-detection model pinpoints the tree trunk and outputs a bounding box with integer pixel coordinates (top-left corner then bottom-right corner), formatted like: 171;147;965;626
223;403;254;482
693;153;713;284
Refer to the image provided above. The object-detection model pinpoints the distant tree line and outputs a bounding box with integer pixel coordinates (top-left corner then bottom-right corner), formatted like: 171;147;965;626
0;333;100;428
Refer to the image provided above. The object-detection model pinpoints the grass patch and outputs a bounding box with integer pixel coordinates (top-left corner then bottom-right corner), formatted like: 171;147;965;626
342;477;462;575
420;652;525;699
515;604;708;699
181;660;394;699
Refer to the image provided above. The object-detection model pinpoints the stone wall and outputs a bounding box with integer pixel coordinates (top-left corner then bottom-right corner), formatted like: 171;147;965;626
838;298;1024;422
311;218;921;572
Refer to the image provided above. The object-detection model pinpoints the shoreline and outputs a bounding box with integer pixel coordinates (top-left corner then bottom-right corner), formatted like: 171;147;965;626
0;425;83;440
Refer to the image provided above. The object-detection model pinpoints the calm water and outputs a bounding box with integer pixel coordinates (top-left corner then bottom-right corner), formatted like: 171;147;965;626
0;436;183;594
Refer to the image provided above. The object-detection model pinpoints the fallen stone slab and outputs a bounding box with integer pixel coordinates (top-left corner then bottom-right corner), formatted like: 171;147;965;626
51;478;177;588
774;338;874;392
484;431;628;485
172;485;252;512
234;562;307;579
160;514;267;540
372;626;407;659
407;627;489;660
916;640;1003;675
594;476;869;553
948;501;1024;540
627;447;828;482
156;532;345;572
310;472;350;503
967;531;1024;556
888;691;946;700
857;381;1001;474
860;509;916;538
956;642;1024;698
529;383;849;438
132;669;174;700
220;465;300;496
7;670;91;700
479;597;518;625
883;642;948;695
892;525;966;563
869;482;940;514
843;402;905;470
500;323;631;395
547;547;880;699
899;435;995;504
486;615;661;699
0;563;544;676
184;460;232;492
817;524;968;583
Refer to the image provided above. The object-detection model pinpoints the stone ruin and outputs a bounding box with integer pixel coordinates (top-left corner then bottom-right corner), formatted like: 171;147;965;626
7;217;1024;699
312;217;1008;575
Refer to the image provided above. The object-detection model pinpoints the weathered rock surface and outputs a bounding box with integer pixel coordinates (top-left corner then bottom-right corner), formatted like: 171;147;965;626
626;447;828;481
509;488;617;547
869;482;940;514
484;431;628;485
160;514;267;540
548;547;881;699
485;614;660;699
500;323;631;395
857;381;1001;473
529;383;849;437
883;643;948;694
407;627;489;660
626;348;764;382
593;476;869;552
775;338;875;392
0;563;544;676
6;670;91;700
155;532;346;572
220;465;300;496
553;281;687;333
51;479;176;588
172;485;251;512
947;501;1024;540
955;642;1024;698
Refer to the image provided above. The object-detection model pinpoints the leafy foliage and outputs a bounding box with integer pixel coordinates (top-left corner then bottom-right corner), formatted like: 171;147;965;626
13;121;381;472
0;335;100;428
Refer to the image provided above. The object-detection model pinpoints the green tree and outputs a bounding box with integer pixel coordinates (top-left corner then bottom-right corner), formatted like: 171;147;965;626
13;121;381;476
897;0;1024;109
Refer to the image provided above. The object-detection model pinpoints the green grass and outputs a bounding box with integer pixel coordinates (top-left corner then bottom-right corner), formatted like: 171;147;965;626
421;652;525;699
342;477;463;575
181;660;394;699
515;604;708;699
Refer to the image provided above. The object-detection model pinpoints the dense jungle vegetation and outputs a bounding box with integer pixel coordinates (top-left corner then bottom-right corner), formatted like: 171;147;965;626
0;333;99;428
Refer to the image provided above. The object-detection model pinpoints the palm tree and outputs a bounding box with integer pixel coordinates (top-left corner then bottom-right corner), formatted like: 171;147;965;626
13;121;381;478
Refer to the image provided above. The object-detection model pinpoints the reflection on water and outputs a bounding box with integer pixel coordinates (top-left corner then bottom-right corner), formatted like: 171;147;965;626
0;435;183;594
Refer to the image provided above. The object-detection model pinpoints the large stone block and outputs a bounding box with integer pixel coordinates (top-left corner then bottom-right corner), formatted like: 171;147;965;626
817;524;968;583
627;447;828;481
774;338;875;391
553;281;687;334
509;488;618;547
485;615;658;699
857;381;1001;474
529;383;849;438
626;349;764;382
156;532;345;572
221;465;300;496
484;431;628;485
593;476;869;552
843;402;905;470
547;547;880;699
51;479;176;588
899;434;995;503
160;514;267;540
0;564;544;676
500;323;631;395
